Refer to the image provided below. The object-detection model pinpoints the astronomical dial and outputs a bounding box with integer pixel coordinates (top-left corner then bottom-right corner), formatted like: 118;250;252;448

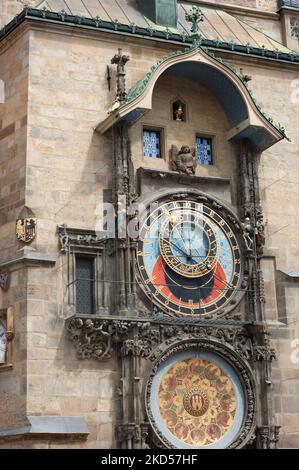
136;198;242;317
159;209;218;278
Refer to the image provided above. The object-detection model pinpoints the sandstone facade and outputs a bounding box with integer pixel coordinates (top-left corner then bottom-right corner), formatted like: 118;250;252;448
0;0;299;449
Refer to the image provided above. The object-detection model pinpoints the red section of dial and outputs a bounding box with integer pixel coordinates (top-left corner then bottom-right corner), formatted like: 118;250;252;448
152;255;227;307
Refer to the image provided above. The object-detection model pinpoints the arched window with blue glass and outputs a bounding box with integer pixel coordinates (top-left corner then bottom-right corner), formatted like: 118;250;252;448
196;135;213;166
143;128;162;159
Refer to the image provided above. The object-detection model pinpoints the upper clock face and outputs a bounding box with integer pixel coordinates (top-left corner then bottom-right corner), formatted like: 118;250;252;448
137;198;242;317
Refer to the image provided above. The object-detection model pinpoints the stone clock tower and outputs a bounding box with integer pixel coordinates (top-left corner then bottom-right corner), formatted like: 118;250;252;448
77;39;282;448
0;0;298;449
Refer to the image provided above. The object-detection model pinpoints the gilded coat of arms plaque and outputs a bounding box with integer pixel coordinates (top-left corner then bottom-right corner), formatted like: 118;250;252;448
16;218;36;243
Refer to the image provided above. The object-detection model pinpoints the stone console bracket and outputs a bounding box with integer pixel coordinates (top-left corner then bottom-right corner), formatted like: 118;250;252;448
66;315;276;364
136;167;231;196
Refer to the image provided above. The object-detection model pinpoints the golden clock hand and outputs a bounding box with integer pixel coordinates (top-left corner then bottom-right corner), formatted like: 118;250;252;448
189;244;207;265
211;264;235;290
172;225;191;255
163;239;190;258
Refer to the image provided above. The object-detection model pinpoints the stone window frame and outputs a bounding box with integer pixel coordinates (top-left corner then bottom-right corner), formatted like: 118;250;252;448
142;125;166;161
75;254;97;316
0;307;14;372
69;248;110;317
58;226;111;318
195;131;217;167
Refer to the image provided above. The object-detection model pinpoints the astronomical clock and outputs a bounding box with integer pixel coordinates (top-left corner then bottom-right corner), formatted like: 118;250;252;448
65;41;279;450
137;196;243;318
134;192;256;449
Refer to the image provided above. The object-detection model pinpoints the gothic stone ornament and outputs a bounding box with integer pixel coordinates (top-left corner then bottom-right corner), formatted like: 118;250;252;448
16;218;36;243
117;423;150;449
146;340;256;449
136;194;244;318
256;425;281;449
67;318;112;360
171;145;197;175
0;271;10;292
67;317;254;363
185;6;204;35
111;48;130;103
58;225;110;252
290;17;299;40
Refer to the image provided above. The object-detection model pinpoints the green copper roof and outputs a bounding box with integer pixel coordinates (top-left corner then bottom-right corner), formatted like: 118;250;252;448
36;0;294;54
123;42;288;139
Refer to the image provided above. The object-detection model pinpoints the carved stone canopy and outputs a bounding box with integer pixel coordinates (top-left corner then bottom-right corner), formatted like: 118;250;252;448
96;46;286;152
58;225;112;252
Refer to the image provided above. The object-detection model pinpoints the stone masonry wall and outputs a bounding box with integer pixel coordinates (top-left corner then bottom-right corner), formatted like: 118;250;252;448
25;27;299;448
21;30;169;449
0;31;30;430
0;18;299;448
229;56;299;448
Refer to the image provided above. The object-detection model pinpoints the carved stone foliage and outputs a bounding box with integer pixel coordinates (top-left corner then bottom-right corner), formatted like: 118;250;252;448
256;425;281;449
290;17;299;40
246;322;277;363
67;316;255;362
58;225;111;252
67;318;113;360
117;423;150;449
253;345;276;362
146;339;256;449
185;5;204;35
0;271;10;292
149;324;254;362
111;48;130;103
